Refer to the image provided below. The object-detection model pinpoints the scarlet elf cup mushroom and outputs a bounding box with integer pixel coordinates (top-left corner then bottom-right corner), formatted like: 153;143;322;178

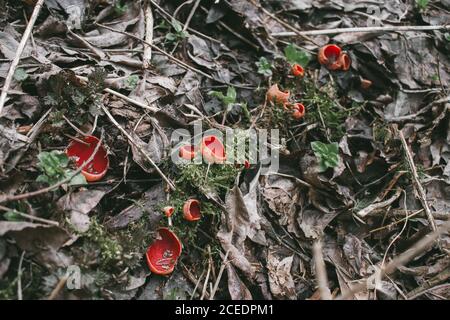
317;44;351;71
163;206;175;226
66;135;109;182
146;228;182;275
291;64;305;77
267;84;290;104
183;199;201;221
179;144;196;160
199;135;226;164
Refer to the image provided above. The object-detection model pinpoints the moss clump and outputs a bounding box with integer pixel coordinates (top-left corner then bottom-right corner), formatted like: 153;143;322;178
302;79;363;140
83;219;123;267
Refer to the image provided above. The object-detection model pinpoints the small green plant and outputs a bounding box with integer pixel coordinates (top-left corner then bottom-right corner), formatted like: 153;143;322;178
84;219;123;266
209;86;249;121
124;75;139;90
113;0;127;15
14;68;28;82
209;86;237;106
165;20;189;43
311;141;340;172
415;0;429;10
284;43;310;66
36;150;86;186
302;79;362;140
256;57;273;77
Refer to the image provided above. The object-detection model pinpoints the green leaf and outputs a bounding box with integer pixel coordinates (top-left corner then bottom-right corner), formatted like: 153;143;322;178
284;44;310;66
124;75;139;90
225;86;237;105
165;33;177;42
14;68;28;82
68;172;87;186
36;150;71;185
3;210;22;221
209;86;237;107
415;0;429;10
256;57;273;77
114;2;128;15
311;141;340;172
171;19;183;33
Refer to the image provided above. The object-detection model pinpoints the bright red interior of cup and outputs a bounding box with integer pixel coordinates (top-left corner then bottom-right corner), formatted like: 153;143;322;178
293;64;304;75
202;136;225;159
186;200;201;220
324;45;341;63
295;103;305;114
66;136;108;176
146;228;182;275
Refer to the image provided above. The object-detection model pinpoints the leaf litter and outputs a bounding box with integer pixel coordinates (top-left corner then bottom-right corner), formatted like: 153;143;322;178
0;0;449;300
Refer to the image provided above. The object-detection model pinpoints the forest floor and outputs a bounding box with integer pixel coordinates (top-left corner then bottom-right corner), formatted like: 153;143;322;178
0;0;449;300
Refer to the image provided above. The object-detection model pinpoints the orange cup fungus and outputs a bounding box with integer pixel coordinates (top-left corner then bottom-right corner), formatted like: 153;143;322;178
291;64;305;77
267;84;290;104
318;44;351;71
291;103;306;120
200;135;226;164
163;206;175;218
179;144;196;160
183;199;201;221
66;135;109;182
146;228;182;275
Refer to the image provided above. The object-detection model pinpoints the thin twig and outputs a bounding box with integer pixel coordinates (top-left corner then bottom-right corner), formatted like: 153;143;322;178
147;0;221;44
143;0;154;68
47;276;68;300
0;130;105;204
0;0;45;116
183;0;201;32
210;250;230;300
313;240;332;300
17;251;26;300
190;270;205;300
200;253;212;300
199;6;259;50
0;205;59;226
271;25;450;37
63;115;89;136
100;104;176;190
393;125;437;231
249;0;318;45
104;88;159;113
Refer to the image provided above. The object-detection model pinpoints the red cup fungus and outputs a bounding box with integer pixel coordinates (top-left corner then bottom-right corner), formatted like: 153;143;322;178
291;103;306;120
360;78;372;89
267;84;290;104
338;53;351;71
183;199;201;221
179;144;196;160
318;44;342;70
291;64;305;77
66;135;108;182
200;135;226;164
318;44;351;71
163;206;175;218
146;228;182;275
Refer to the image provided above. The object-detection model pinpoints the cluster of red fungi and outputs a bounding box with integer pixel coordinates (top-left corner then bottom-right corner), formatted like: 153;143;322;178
63;43;362;276
268;43;358;120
